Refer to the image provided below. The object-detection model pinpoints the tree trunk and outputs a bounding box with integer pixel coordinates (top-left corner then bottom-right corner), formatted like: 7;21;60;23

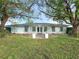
0;3;9;30
72;24;78;37
1;15;9;30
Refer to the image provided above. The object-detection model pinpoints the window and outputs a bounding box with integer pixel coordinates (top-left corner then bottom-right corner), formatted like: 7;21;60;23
52;26;55;32
44;27;47;32
32;27;36;32
25;26;28;32
60;27;63;32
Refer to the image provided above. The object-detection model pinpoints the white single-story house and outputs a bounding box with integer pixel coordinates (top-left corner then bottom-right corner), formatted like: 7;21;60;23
5;16;71;35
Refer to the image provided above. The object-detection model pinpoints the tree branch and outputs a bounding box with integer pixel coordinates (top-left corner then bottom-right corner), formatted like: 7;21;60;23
9;11;39;19
40;10;56;17
45;0;58;11
40;9;71;24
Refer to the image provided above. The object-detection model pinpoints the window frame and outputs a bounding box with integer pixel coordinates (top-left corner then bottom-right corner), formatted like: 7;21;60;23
60;27;63;32
44;26;47;32
25;26;28;32
52;26;55;32
32;26;36;32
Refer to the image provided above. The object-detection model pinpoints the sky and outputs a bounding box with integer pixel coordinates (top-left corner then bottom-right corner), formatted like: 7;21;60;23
19;0;49;20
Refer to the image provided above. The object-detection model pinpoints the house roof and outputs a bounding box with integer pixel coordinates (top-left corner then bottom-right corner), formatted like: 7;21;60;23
5;16;70;27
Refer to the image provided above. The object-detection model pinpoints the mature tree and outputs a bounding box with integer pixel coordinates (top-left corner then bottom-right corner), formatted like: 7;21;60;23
39;0;79;36
0;0;35;29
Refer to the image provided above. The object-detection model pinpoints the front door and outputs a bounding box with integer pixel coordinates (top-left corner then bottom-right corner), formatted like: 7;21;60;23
37;27;40;32
37;27;42;33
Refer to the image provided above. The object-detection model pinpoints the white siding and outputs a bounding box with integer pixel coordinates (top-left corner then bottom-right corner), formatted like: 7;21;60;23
47;26;52;33
47;26;66;34
55;27;60;33
11;26;25;33
55;27;66;34
10;25;67;34
63;27;67;33
28;26;31;32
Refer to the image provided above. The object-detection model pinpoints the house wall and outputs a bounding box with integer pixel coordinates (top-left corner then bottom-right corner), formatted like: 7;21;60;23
55;27;66;34
55;27;60;33
47;26;66;34
11;26;25;33
28;26;31;32
28;26;33;33
47;26;52;32
11;25;67;34
63;27;67;33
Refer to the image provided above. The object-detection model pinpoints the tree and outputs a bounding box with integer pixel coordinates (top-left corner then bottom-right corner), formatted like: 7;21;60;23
39;0;79;36
0;0;35;29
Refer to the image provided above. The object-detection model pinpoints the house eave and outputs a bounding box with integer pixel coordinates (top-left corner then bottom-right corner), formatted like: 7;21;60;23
5;23;68;27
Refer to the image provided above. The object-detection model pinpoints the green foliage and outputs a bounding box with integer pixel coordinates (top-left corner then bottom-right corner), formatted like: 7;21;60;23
44;0;79;36
47;0;65;19
0;0;33;17
46;0;79;21
66;27;73;35
0;28;9;38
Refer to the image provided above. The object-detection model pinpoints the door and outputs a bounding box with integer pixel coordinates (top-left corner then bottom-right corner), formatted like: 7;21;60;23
37;27;42;33
37;27;39;32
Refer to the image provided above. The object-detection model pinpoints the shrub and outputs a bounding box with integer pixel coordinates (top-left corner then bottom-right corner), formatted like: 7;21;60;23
66;27;73;35
0;28;9;38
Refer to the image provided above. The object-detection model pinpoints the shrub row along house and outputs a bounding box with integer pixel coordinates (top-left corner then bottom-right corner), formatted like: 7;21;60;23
5;16;71;35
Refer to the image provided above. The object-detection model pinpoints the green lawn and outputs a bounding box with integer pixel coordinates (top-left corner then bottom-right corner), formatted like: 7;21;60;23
0;34;78;59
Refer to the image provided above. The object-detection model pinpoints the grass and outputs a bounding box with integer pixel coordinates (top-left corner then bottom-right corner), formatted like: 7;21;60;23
0;34;78;59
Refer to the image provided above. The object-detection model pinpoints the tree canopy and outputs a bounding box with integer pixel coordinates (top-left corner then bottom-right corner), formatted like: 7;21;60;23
0;0;35;29
39;0;79;36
